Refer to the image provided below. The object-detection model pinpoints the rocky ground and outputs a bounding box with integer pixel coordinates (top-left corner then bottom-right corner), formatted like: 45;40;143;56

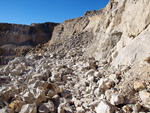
1;0;150;112
0;39;150;113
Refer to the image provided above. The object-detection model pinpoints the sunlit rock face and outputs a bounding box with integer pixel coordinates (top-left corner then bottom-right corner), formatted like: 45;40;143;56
0;22;58;46
1;0;150;112
0;22;58;65
47;0;150;68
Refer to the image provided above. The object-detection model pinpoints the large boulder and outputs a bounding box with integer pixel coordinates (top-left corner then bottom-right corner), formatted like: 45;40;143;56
95;100;116;113
21;88;46;106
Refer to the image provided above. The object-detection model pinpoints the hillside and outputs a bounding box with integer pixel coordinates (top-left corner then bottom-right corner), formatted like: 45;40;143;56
0;22;58;65
0;0;150;113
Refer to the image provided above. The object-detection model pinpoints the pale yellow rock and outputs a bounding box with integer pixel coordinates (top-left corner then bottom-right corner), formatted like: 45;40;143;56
134;81;145;91
9;100;25;112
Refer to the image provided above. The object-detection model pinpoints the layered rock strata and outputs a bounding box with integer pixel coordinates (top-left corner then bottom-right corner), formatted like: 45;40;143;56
1;0;150;113
47;0;150;68
0;22;58;65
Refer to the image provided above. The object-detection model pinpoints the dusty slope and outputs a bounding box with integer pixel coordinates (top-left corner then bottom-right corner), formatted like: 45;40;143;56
0;0;150;113
47;0;150;68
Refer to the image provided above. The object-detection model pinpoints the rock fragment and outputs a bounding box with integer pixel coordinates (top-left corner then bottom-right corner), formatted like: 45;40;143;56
0;107;14;113
122;105;131;113
38;100;54;113
95;100;116;113
139;91;150;107
76;107;85;113
109;74;119;84
110;94;124;105
22;88;46;106
134;81;145;91
19;103;37;113
9;100;25;112
51;70;61;82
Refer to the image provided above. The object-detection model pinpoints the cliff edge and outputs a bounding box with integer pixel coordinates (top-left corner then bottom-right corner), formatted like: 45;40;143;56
1;0;150;112
46;0;150;68
0;22;58;65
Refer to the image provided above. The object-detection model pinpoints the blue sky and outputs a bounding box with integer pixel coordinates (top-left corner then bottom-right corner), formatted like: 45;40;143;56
0;0;109;25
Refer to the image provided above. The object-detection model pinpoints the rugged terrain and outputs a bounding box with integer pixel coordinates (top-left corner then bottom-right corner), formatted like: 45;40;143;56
0;22;58;65
1;0;150;113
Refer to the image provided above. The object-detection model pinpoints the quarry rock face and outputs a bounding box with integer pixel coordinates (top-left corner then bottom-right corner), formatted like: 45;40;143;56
0;22;58;46
47;0;150;68
0;22;58;65
1;0;150;112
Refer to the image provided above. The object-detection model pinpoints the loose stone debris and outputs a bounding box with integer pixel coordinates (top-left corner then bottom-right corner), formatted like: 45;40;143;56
1;0;150;112
0;46;150;113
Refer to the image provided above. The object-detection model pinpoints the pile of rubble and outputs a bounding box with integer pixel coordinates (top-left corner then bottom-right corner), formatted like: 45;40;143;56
0;46;150;113
1;0;150;112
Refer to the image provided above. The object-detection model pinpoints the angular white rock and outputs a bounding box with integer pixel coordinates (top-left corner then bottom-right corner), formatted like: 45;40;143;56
89;100;101;108
110;94;124;105
32;74;43;80
94;71;101;77
95;100;116;113
139;91;150;107
95;78;108;97
11;64;25;75
98;78;108;91
105;89;116;100
76;107;85;113
22;91;35;103
29;80;48;89
19;103;37;113
109;74;119;84
22;88;46;106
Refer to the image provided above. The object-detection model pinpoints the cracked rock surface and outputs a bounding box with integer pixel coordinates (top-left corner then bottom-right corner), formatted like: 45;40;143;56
1;44;150;112
1;0;150;113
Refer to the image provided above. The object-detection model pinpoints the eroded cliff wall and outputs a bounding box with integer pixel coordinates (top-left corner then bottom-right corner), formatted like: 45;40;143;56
1;0;150;112
0;22;58;46
0;22;58;65
47;0;150;68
